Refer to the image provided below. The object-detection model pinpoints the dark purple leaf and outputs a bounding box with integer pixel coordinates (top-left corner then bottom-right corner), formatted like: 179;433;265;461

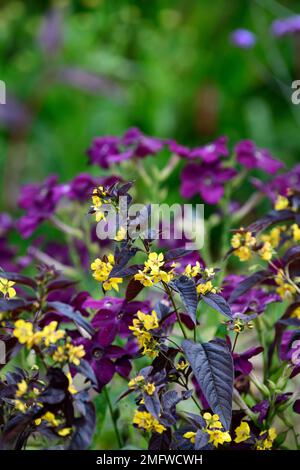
229;270;271;303
171;276;198;324
47;301;95;336
125;278;144;302
201;293;232;319
0;272;37;289
182;339;233;430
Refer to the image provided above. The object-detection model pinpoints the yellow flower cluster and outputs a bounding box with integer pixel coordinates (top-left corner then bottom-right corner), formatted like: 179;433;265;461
275;270;297;300
91;254;123;292
196;280;218;295
291;306;300;320
128;375;156;395
134;252;174;287
184;261;202;278
52;342;85;366
132;410;166;434
256;428;277;450
176;360;189;372
291;224;300;242
231;230;256;261
35;411;72;437
0;278;16;298
234;421;251;443
91;186;108;222
129;310;159;358
13;320;65;349
15;379;28;398
261;226;286;249
275;195;289;211
184;413;231;448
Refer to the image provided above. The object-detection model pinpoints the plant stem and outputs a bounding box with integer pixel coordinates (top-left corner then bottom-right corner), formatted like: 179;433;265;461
163;282;188;339
231;332;239;352
103;386;123;449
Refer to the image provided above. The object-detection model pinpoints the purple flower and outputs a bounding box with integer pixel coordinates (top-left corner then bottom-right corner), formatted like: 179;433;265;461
280;330;300;364
222;274;280;317
38;8;63;55
0;213;13;237
77;332;133;389
87;128;163;169
235;140;284;174
230;29;256;49
83;297;151;341
167;140;190;158
253;394;291;423
67;173;120;201
18;175;67;238
188;136;228;163
180;161;236;204
87;136;120;168
272;16;300;37
234;346;264;376
252;164;300;201
122;127;163;157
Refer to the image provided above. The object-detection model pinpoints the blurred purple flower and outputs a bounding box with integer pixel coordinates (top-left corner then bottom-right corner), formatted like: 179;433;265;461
18;175;67;238
87;128;163;169
167;140;190;158
253;394;291;423
67;173;120;201
189;136;229;162
38;8;63;55
57;67;122;97
252;164;300;201
272;15;300;37
235;140;284;174
180;161;236;204
0;93;31;131
230;29;256;49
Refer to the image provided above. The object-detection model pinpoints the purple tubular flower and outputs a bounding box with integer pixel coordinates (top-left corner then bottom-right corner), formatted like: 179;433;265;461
180;161;236;204
235;140;284;174
272;15;300;37
17;175;67;238
233;346;264;376
252;164;300;201
189;136;229;163
122;127;163;157
167;140;190;158
83;297;151;340
87;136;120;168
87;128;163;169
77;333;132;390
230;29;256;49
222;274;280;317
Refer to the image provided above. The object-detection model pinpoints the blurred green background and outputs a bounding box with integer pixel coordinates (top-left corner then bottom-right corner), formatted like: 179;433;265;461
1;0;300;211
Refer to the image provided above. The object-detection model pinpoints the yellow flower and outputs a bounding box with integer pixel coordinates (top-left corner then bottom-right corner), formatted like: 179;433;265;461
256;427;277;450
103;277;123;292
184;262;201;278
197;281;217;295
91;186;108;222
291;224;300;242
176;360;189;372
203;412;222;429
58;427;72;437
234;421;251;443
67;372;78;395
275;195;289;211
132;410;166;434
15;380;28;398
275;270;297;300
52;345;68;363
183;431;196;444
128;375;145;389
13;320;34;347
114;226;127;241
0;278;16;298
259;241;273;261
67;344;85;366
37;412;59;427
143;382;156;396
137;310;159;331
144;252;165;272
42;321;65;347
231;231;256;262
134;270;154;287
206;429;231;447
291;307;300;320
14;399;27;413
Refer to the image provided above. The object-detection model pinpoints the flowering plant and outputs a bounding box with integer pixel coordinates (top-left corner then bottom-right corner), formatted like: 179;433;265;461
0;129;299;450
